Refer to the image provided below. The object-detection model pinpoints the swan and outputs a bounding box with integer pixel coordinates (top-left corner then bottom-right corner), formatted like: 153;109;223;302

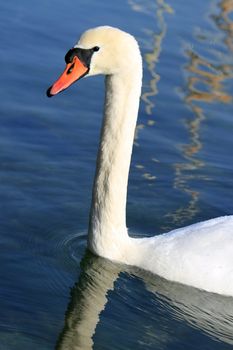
47;26;233;296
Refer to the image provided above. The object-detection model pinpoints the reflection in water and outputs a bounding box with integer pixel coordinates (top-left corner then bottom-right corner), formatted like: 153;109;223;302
144;271;233;345
214;0;233;52
140;0;173;116
56;252;233;349
167;0;233;225
129;0;173;182
56;252;120;350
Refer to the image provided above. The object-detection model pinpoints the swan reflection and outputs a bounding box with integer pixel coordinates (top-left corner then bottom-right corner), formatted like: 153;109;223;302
55;252;120;350
56;252;233;349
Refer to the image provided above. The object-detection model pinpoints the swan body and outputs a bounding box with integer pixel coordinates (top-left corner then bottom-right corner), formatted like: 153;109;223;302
48;26;233;296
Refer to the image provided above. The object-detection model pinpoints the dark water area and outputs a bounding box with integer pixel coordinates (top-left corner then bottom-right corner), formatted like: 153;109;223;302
0;0;233;349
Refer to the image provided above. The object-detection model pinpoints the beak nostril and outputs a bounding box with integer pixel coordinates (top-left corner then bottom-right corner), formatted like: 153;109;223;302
67;62;75;75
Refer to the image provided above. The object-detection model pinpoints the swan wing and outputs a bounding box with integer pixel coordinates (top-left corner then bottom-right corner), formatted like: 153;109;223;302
132;216;233;296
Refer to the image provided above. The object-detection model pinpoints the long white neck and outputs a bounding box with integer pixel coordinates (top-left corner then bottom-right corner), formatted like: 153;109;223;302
88;63;142;258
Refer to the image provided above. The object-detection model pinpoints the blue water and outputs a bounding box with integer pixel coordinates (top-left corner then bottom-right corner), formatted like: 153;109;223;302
1;0;233;349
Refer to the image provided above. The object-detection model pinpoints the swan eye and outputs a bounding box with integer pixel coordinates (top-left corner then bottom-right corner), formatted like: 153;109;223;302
93;46;100;52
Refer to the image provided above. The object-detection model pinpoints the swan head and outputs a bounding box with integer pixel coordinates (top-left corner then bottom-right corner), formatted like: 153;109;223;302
47;26;141;97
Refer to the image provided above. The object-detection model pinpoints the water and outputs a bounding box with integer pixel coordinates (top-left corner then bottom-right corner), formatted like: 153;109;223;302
0;0;233;349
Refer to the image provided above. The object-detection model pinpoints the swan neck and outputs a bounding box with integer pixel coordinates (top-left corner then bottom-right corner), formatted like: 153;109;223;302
88;66;142;257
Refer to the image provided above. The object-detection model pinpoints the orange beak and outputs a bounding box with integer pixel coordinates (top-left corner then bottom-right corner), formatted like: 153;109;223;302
47;56;89;97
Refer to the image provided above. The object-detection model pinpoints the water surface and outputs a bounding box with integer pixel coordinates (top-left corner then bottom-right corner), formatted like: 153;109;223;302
0;0;233;349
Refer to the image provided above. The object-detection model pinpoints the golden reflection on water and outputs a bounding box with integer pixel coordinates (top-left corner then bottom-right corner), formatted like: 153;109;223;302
215;0;233;52
129;0;173;182
166;0;233;226
141;0;173;116
131;0;233;226
185;51;232;104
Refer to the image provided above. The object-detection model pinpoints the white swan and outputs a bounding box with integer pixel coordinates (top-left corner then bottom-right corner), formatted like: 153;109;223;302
47;26;233;296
